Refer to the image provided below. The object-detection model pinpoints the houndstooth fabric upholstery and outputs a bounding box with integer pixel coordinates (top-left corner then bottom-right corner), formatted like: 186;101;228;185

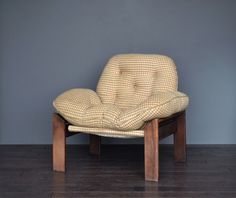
68;125;144;138
97;54;178;110
53;54;189;137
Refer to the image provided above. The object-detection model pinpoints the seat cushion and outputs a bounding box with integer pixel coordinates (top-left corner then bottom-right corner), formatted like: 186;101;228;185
53;89;189;131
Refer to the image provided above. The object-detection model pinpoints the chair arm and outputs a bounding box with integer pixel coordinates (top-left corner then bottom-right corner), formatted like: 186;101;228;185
117;91;189;130
53;88;101;121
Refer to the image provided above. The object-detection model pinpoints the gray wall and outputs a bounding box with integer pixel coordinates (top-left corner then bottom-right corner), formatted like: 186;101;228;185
1;0;236;144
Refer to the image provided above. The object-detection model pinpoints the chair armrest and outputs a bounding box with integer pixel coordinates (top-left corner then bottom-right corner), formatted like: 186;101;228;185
139;91;189;119
118;91;189;130
144;91;188;108
53;88;101;120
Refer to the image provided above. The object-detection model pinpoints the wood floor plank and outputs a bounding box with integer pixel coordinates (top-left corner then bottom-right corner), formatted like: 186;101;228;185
0;145;236;198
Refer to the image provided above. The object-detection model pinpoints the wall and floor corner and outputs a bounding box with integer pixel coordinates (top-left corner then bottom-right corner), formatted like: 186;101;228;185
0;0;236;144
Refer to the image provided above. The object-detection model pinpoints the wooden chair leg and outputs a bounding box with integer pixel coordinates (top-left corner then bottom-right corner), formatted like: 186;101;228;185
52;113;66;172
89;134;101;155
174;111;186;162
144;119;159;182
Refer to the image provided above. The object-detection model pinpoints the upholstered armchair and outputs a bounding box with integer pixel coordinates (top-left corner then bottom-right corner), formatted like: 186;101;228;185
52;54;189;181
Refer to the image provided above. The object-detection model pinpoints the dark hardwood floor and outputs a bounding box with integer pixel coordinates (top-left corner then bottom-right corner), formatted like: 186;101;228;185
0;144;236;198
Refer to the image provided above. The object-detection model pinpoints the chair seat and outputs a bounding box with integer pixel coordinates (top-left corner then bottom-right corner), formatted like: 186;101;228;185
53;88;188;132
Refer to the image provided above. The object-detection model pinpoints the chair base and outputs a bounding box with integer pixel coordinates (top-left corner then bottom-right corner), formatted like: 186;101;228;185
89;134;101;155
52;114;66;172
144;119;159;181
52;111;187;181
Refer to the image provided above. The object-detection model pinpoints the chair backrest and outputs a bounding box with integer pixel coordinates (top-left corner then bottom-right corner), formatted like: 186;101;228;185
96;54;178;110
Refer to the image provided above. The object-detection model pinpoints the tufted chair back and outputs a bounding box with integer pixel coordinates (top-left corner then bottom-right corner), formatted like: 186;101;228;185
96;54;178;110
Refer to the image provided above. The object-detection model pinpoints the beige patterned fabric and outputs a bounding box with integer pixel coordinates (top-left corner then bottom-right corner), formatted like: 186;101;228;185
97;54;178;110
68;125;144;138
53;54;189;137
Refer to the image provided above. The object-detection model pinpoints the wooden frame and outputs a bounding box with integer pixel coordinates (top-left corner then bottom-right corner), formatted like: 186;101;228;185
52;111;186;182
89;134;101;155
52;114;78;172
144;111;186;181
